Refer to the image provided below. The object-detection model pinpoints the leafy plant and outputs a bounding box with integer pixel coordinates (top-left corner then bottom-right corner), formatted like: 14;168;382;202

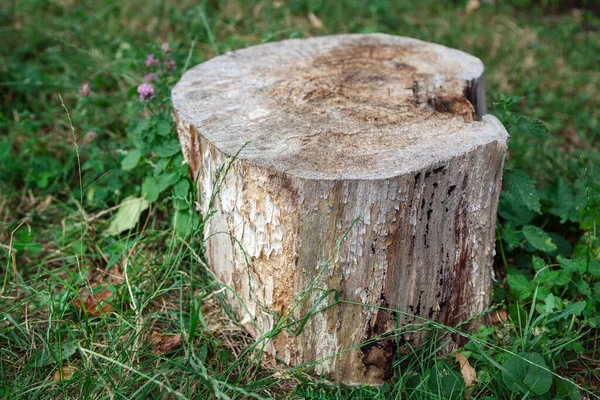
103;44;198;237
489;94;599;399
502;352;552;396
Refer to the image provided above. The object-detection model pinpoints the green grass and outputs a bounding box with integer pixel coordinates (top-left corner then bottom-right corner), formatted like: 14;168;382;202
1;0;599;398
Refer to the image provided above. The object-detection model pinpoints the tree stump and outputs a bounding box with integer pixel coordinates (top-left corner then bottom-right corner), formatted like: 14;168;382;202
172;34;508;385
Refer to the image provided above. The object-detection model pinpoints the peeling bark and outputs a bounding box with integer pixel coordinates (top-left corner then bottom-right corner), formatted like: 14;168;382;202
172;34;508;385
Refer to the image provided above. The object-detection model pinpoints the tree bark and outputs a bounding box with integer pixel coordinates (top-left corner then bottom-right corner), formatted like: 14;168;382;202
172;34;508;385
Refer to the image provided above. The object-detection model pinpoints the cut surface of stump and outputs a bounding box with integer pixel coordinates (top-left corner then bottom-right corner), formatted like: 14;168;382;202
172;34;508;385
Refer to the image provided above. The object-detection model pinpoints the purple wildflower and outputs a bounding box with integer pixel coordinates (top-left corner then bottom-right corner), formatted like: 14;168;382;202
137;83;155;102
145;54;159;67
144;73;154;82
83;131;98;144
78;83;90;97
161;42;170;53
165;56;176;71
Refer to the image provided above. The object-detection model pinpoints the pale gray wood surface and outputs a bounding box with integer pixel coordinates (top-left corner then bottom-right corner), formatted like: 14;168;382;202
173;33;508;384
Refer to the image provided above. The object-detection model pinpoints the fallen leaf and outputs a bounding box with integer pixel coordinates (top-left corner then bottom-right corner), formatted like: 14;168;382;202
455;353;477;399
455;353;477;386
272;371;284;379
54;365;75;381
151;331;182;355
490;310;508;324
308;12;323;29
266;354;277;369
466;0;480;14
105;197;149;236
75;287;115;316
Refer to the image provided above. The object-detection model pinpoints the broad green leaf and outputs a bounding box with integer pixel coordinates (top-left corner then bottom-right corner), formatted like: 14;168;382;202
153;158;169;175
555;378;581;400
504;170;541;214
35;173;50;188
515;116;551;139
105;197;149;235
498;192;535;226
172;198;190;210
141;173;177;203
71;240;85;254
14;230;43;255
547;301;586;323
502;352;552;395
130;119;152;150
532;256;546;271
157;172;179;192
535;285;551;303
589;260;600;278
575;280;591;297
427;362;465;400
537;269;571;288
175;211;192;236
507;274;532;300
593;283;600;301
142;177;160;202
174;179;190;199
547;179;576;223
522;225;556;253
547;232;572;256
172;153;190;177
557;255;587;274
121;149;142;171
155;140;181;158
157;120;172;136
178;161;190;177
134;119;151;134
174;211;199;237
554;270;572;286
500;223;521;250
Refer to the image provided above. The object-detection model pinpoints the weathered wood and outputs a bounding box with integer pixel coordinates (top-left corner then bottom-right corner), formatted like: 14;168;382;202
172;34;508;384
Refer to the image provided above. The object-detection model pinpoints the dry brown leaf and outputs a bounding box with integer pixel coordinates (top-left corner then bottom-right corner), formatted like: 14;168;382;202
151;331;182;355
271;371;284;379
74;287;115;316
466;0;480;14
308;12;323;30
54;365;75;381
489;310;507;324
266;354;277;369
455;352;477;399
455;353;477;386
